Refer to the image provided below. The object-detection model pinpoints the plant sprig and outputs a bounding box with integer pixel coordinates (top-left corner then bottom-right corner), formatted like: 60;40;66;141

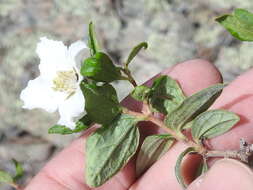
15;8;253;190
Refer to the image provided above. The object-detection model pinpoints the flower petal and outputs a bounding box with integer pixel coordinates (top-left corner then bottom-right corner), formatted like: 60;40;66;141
36;37;72;80
68;40;89;69
20;76;65;113
68;40;88;58
57;88;85;129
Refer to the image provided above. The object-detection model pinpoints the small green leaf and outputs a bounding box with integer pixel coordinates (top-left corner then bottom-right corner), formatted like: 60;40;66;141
150;76;185;114
216;9;253;41
86;114;140;187
136;134;175;177
81;52;122;83
165;84;225;131
125;42;148;67
131;85;151;101
12;159;24;182
175;147;195;189
192;110;239;141
88;22;100;55
0;171;13;184
81;82;121;125
48;115;92;134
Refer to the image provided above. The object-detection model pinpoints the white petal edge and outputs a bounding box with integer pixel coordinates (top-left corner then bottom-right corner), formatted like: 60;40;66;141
68;40;88;59
36;37;72;80
20;76;63;113
57;88;85;129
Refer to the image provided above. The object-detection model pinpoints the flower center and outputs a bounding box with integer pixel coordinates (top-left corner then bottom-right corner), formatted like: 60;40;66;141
52;70;78;97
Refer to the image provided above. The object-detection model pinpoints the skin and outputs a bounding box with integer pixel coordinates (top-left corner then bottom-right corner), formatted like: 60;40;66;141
25;59;253;190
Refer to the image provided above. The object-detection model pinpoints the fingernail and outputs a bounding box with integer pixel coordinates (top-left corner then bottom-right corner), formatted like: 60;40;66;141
187;159;253;190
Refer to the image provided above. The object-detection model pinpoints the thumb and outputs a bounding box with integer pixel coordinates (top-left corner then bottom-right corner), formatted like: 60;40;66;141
187;159;253;190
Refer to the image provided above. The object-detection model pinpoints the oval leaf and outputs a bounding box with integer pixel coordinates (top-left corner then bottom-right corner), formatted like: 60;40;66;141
192;110;239;141
125;42;148;67
136;134;175;177
216;9;253;41
150;75;185;114
81;82;121;125
0;171;13;184
81;52;122;83
85;114;140;187
175;147;195;188
165;84;225;131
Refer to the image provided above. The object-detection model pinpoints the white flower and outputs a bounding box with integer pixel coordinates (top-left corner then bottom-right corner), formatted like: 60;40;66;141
20;37;88;129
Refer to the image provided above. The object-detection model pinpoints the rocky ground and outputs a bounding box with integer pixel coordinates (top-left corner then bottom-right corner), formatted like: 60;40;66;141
1;0;253;188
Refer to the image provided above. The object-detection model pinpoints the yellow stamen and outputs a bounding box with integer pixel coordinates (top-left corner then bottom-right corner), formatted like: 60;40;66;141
52;70;78;97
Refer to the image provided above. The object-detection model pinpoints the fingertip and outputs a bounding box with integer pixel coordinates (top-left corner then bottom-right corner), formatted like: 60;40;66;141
165;59;222;96
187;159;253;190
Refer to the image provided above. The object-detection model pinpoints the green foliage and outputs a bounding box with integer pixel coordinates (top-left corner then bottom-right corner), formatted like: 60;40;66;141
192;110;239;142
131;85;151;101
216;9;253;41
48;115;92;134
165;84;225;131
88;22;100;55
136;134;174;176
12;159;24;182
0;171;13;184
125;42;148;67
150;75;185;114
175;147;196;188
85;114;140;187
81;52;122;83
81;82;121;125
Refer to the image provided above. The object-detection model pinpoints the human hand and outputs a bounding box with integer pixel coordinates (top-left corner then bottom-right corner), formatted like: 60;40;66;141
24;59;253;190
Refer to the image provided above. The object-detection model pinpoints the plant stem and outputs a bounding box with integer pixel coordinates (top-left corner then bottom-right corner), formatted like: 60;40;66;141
122;108;204;152
206;139;253;163
120;68;137;87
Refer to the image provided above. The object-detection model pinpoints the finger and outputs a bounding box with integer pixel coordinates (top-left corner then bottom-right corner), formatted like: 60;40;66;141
187;159;253;190
25;59;222;190
208;68;253;150
129;60;223;190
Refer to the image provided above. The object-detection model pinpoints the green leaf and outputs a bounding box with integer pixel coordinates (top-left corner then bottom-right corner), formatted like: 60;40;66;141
125;42;148;67
131;85;151;101
48;115;92;135
12;159;24;181
165;83;225;131
81;52;122;83
136;134;175;177
216;9;253;41
150;76;185;114
81;82;121;125
86;114;140;187
175;147;195;189
192;110;239;141
0;171;13;184
88;22;100;55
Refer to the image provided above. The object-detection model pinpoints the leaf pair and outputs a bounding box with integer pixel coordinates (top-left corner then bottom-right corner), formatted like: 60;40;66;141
131;75;185;114
165;84;226;131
